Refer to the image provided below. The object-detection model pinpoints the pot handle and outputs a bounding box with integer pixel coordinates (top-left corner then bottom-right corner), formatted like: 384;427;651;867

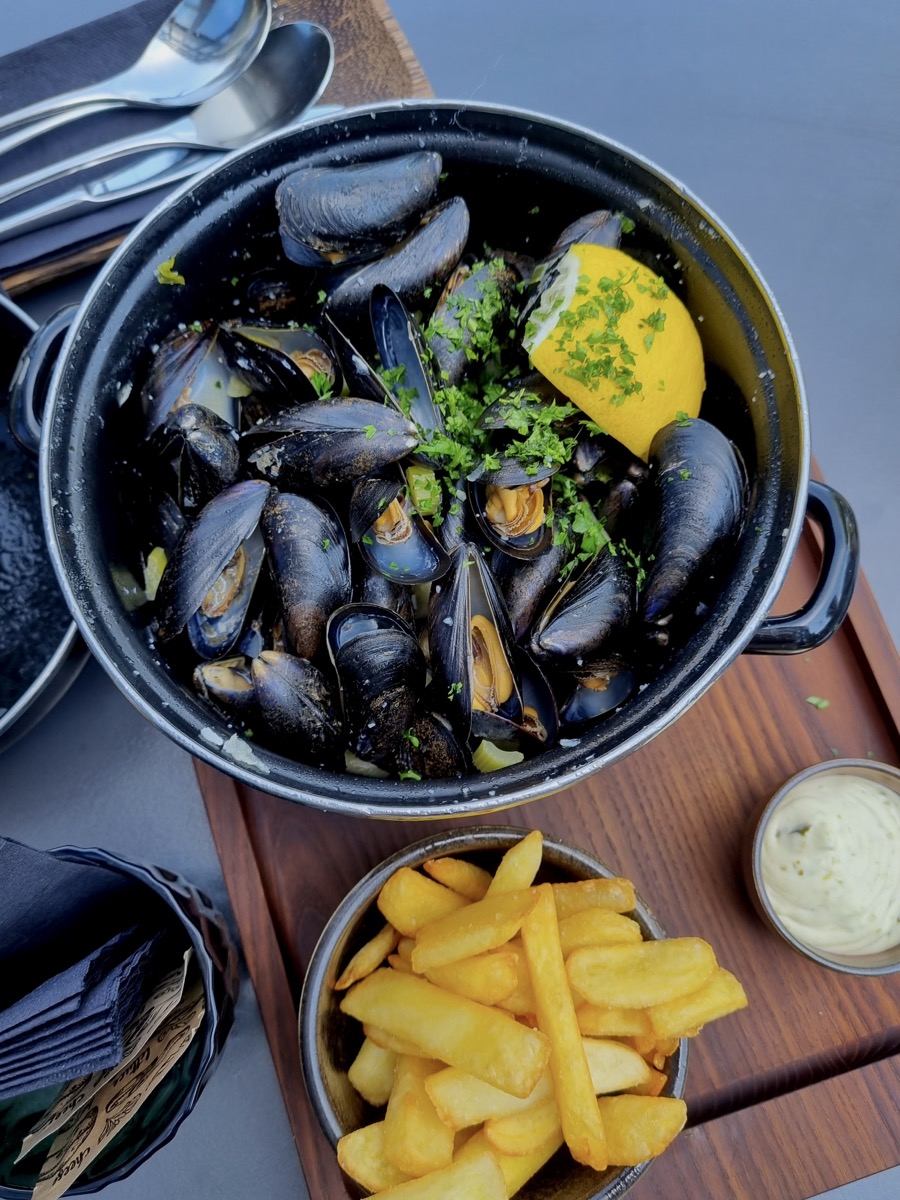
746;480;859;654
8;303;78;457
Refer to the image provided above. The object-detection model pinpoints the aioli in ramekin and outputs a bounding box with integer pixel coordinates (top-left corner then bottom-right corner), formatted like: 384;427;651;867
760;772;900;956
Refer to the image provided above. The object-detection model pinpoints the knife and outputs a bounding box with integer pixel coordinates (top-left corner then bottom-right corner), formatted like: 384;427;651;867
0;148;222;244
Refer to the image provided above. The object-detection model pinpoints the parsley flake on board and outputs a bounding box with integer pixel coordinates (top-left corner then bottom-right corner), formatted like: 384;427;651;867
806;696;830;710
156;255;185;286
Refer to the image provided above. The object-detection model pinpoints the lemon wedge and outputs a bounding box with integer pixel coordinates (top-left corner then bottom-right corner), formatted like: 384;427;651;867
524;244;704;461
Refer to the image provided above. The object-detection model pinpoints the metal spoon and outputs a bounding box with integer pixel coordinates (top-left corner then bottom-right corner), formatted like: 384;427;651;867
0;0;272;157
0;22;334;210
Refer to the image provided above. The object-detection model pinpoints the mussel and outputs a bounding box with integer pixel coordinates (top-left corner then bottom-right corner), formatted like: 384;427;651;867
425;257;520;388
493;538;569;642
154;480;270;644
327;604;426;767
243;397;418;489
370;285;444;435
277;151;443;268
261;490;351;662
640;417;746;631
394;713;469;780
151;403;240;514
142;322;240;434
530;546;635;668
467;457;555;559
251;650;343;768
187;526;266;659
349;475;449;585
193;655;256;721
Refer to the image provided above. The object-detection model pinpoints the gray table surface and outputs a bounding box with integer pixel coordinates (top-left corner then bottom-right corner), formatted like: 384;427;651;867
3;3;899;1199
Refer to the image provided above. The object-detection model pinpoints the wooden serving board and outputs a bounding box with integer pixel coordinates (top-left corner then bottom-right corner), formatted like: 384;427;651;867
201;511;900;1200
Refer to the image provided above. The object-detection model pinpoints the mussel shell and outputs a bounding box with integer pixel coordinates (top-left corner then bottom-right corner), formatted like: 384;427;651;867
193;655;256;720
244;272;303;320
228;323;341;397
530;546;635;667
349;475;403;543
370;285;444;435
155;480;270;643
324;312;394;405
261;490;350;662
152;402;240;514
326;604;426;766
325;197;470;329
394;713;469;779
573;431;649;488
351;476;450;585
187;525;266;660
353;555;416;627
434;478;472;554
250;650;343;768
277;151;443;267
243;397;418;489
426;257;520;388
467;456;556;488
142;322;238;435
428;543;522;741
493;538;569;642
478;391;562;435
558;664;637;730
640;418;746;627
467;476;553;560
545;210;622;259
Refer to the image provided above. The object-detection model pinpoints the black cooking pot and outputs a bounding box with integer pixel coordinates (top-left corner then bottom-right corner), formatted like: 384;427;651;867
33;102;858;818
0;293;87;752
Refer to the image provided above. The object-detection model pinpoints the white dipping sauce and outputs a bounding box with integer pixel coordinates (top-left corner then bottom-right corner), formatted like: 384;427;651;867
760;773;900;956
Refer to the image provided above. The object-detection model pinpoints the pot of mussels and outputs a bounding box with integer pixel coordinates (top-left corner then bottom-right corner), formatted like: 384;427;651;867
33;101;858;817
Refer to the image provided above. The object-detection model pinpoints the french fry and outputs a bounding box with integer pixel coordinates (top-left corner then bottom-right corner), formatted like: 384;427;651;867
551;877;636;919
626;1066;668;1097
597;1095;687;1166
647;967;749;1038
567;938;718;1008
484;1096;561;1157
424;951;519;1006
337;1121;412;1191
486;830;544;894
457;1129;564;1198
342;969;549;1097
646;1037;680;1070
396;937;416;963
495;939;537;1016
425;1067;554;1130
362;1023;426;1057
423;856;492;901
582;1037;652;1093
388;953;414;973
378;868;469;936
521;884;607;1170
376;1148;507;1199
411;889;539;974
347;1037;398;1106
334;922;400;989
576;1004;652;1038
558;909;643;956
383;1056;454;1177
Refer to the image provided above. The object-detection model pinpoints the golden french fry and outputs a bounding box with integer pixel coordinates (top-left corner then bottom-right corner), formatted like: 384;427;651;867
647;967;749;1038
457;1129;564;1198
376;1148;507;1199
388;953;414;974
424;951;519;1006
598;1095;687;1166
486;830;544;894
337;1121;412;1191
626;1033;658;1059
626;1066;668;1097
521;883;607;1170
342;969;549;1098
396;937;416;963
576;1004;652;1038
362;1023;426;1057
425;1067;554;1131
347;1037;398;1107
378;868;469;936
411;889;539;974
557;909;643;956
423;856;492;901
551;877;636;919
484;1096;561;1157
567;938;717;1008
334;923;400;990
495;939;537;1016
383;1056;454;1177
582;1037;652;1093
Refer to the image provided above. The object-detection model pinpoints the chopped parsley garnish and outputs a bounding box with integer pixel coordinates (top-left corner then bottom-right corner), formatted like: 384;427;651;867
679;469;692;480
398;769;422;781
447;682;463;700
310;371;333;399
316;289;327;305
806;696;830;710
675;410;692;426
402;730;421;748
363;424;377;440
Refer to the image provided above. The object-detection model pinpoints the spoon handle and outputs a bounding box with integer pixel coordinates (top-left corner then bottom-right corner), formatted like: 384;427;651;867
0;101;131;160
0;79;131;144
0;117;199;209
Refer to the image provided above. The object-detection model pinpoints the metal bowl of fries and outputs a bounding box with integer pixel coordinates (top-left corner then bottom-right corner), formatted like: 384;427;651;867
298;826;745;1199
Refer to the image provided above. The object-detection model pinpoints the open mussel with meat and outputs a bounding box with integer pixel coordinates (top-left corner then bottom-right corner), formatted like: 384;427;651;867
123;151;753;783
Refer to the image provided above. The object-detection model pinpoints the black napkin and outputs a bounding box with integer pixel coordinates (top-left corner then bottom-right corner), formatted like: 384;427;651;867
0;0;187;275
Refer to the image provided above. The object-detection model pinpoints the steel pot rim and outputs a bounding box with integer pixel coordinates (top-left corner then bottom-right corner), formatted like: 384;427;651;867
40;99;810;819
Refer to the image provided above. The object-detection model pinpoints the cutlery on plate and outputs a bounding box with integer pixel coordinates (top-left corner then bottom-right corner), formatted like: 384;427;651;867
0;0;272;158
0;21;334;210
